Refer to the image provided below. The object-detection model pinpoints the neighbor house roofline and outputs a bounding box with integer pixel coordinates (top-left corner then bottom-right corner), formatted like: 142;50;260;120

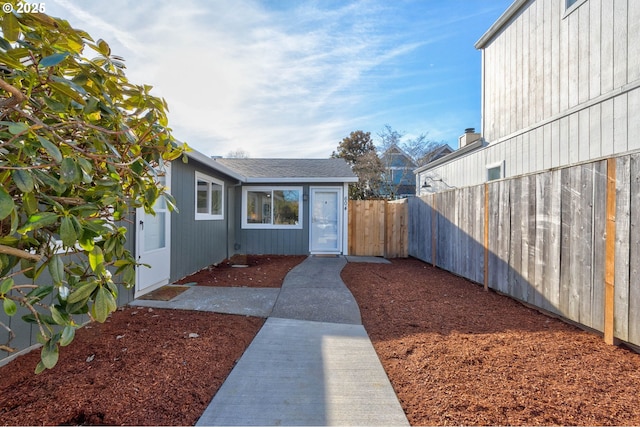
475;0;528;49
414;139;485;174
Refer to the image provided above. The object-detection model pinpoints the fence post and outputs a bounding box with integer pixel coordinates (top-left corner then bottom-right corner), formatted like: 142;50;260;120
431;194;437;267
484;183;489;291
604;158;616;345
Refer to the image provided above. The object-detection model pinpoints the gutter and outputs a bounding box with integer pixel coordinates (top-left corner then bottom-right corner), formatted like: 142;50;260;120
475;0;529;49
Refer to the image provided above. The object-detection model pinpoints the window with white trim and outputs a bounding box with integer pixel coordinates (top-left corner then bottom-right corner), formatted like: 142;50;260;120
195;172;224;220
486;161;504;182
242;186;303;229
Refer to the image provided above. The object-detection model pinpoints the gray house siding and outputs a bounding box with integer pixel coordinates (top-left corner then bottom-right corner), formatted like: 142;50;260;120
231;184;310;255
417;0;640;194
169;158;239;281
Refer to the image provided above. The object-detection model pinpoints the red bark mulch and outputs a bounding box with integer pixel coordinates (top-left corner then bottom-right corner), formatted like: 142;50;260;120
2;255;640;425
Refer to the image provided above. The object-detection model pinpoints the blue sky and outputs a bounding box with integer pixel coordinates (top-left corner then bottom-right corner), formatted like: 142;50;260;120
45;0;513;158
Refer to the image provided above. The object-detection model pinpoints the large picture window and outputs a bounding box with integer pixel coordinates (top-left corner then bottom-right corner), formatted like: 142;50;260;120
242;186;303;229
195;172;224;220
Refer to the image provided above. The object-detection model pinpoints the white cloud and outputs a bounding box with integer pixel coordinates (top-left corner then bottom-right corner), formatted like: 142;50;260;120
46;0;506;158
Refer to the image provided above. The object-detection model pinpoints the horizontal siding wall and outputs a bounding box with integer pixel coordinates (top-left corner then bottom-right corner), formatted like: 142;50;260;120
409;152;640;348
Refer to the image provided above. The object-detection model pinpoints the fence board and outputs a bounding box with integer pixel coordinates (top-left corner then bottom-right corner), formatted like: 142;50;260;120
386;200;408;258
614;156;631;341
629;154;640;344
591;160;607;332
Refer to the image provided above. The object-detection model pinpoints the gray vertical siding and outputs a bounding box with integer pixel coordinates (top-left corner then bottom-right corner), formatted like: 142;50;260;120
232;184;311;255
169;158;237;281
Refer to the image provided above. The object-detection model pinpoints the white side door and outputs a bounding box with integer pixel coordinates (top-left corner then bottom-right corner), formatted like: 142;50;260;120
135;165;171;297
310;187;342;254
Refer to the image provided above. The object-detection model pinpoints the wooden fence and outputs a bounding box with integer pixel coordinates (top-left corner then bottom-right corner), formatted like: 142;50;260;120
348;199;408;258
408;153;640;348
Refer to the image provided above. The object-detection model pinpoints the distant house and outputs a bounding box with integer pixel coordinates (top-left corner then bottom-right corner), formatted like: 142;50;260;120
416;0;640;195
379;144;418;198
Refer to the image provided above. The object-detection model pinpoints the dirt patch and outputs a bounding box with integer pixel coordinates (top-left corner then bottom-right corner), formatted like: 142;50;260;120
341;258;640;426
175;254;307;288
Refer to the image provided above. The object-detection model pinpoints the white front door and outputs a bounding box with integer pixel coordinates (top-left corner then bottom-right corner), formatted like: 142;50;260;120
310;187;342;254
135;166;171;297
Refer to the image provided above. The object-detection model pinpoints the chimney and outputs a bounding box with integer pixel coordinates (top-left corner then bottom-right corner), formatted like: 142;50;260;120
459;128;481;148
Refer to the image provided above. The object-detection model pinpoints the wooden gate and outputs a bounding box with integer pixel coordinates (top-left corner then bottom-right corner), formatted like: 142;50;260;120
348;199;408;258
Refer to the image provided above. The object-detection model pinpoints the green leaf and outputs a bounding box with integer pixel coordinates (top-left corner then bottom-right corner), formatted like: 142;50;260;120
1;11;20;42
60;326;75;346
50;305;68;325
3;298;17;316
40;338;59;369
0;187;14;220
60;158;79;184
60;216;77;247
0;277;13;295
8;122;29;135
47;81;86;105
17;212;58;234
25;285;54;304
37;135;63;162
39;52;69;68
35;360;47;374
22;191;37;215
92;286;116;323
12;169;35;193
97;39;111;56
48;255;65;286
66;281;98;305
89;246;105;274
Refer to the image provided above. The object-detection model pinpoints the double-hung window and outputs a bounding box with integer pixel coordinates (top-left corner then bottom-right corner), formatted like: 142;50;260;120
242;186;303;229
195;172;224;220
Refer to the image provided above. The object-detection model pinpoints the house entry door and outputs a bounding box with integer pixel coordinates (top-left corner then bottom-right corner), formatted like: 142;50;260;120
310;187;342;254
135;165;171;297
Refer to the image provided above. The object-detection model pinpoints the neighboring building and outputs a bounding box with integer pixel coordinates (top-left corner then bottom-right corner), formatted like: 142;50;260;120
416;0;640;195
379;144;418;198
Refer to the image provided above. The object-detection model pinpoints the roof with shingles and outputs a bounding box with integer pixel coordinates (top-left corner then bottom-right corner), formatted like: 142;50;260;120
214;158;358;183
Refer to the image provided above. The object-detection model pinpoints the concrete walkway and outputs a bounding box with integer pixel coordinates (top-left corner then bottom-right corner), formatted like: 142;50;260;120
133;256;408;426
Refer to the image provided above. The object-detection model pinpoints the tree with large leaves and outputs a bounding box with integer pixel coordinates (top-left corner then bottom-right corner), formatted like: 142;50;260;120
0;4;186;372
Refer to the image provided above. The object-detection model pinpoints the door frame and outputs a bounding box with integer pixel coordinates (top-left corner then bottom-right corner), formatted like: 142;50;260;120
309;186;348;255
135;164;172;297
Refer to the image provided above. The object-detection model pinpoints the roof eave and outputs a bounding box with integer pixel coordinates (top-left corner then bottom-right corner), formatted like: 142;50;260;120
244;177;359;184
185;150;247;181
475;0;529;49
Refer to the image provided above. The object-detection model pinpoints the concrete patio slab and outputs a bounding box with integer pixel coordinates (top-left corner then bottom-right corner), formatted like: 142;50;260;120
130;286;279;317
345;255;392;264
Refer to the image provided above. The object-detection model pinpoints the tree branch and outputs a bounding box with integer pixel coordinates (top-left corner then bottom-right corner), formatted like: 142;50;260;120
0;77;27;109
0;244;42;262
